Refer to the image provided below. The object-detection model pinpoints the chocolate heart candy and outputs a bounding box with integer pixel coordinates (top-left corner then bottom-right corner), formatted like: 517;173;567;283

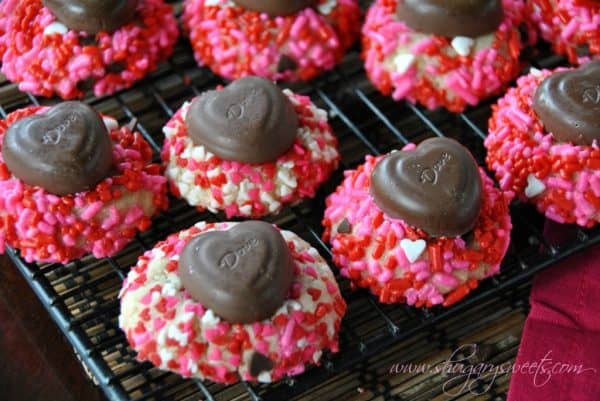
533;61;600;146
370;138;482;237
43;0;138;34
178;221;294;324
2;102;113;196
233;0;313;16
397;0;503;38
185;76;298;164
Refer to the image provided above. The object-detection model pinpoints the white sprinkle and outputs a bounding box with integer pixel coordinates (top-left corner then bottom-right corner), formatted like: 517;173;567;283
163;126;177;137
529;67;543;77
400;239;426;263
206;168;220;178
279;185;293;198
451;36;475;57
312;350;323;363
159;348;174;363
317;0;337;15
157;328;167;346
525;174;546;198
43;22;68;36
277;170;297;188
392;54;415;75
191;146;206;160
201;309;220;326
167;324;188;346
161;283;177;297
102;116;119;132
222;182;237;195
178;182;191;196
286;300;302;311
180;170;195;184
188;187;203;204
239;204;253;215
257;372;272;383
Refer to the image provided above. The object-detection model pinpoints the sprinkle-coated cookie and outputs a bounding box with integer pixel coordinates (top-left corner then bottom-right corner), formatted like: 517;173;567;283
526;0;599;64
361;0;524;112
0;0;178;99
323;138;512;307
0;103;168;264
119;220;346;383
485;62;600;227
161;76;340;218
182;0;362;81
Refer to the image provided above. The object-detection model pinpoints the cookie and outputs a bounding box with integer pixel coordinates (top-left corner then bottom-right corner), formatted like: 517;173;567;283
0;0;178;99
323;138;512;307
0;102;168;263
119;220;345;383
485;62;600;226
161;76;340;218
361;0;524;112
526;0;599;64
182;0;362;81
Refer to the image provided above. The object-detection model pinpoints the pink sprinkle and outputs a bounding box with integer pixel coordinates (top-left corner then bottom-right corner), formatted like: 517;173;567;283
81;201;103;221
153;318;166;330
207;347;222;362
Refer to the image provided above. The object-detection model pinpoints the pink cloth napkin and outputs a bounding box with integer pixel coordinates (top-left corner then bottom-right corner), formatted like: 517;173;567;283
507;242;600;401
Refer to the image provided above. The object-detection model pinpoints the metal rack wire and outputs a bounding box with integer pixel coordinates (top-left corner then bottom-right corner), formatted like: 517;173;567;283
2;2;600;400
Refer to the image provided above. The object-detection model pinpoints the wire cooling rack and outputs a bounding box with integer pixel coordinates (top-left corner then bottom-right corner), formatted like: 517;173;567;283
2;1;600;400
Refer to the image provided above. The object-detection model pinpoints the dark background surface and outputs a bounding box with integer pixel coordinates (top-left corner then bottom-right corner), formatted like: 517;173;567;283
0;255;103;401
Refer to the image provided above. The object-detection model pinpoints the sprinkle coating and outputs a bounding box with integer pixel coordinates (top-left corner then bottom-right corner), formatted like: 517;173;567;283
0;0;178;99
323;149;512;307
526;0;600;64
485;67;600;227
182;0;362;81
361;0;524;112
119;221;345;383
0;106;169;264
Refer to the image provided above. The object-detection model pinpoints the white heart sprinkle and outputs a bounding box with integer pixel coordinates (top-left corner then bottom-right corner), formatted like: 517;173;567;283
318;0;337;15
393;54;415;75
400;239;426;263
451;36;475;57
257;372;272;383
43;22;68;36
200;309;220;326
529;67;543;77
525;174;546;198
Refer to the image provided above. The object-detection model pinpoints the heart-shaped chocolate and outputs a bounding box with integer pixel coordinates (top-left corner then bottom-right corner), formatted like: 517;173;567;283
233;0;313;16
2;102;113;196
178;221;294;324
43;0;138;34
185;77;298;164
370;138;482;237
397;0;503;38
533;61;600;146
